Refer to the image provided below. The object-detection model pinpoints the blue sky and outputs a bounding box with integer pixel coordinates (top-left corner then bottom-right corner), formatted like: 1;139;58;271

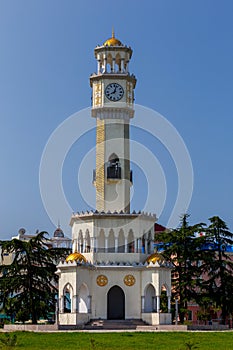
1;0;233;239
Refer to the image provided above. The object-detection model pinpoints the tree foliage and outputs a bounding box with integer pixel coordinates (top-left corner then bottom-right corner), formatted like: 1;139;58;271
157;214;206;323
157;214;233;324
201;216;233;324
0;231;69;324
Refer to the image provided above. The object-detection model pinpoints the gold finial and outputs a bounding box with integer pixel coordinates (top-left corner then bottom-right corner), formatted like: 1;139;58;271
112;27;115;38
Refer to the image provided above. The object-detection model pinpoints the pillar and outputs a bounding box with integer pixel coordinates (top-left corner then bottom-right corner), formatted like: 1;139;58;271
141;296;145;313
105;237;108;253
124;237;128;253
115;237;118;253
168;296;171;313
73;295;78;313
156;296;160;313
134;238;137;253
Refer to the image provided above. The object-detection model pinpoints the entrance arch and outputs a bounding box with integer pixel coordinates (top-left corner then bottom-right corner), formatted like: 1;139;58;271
107;286;125;320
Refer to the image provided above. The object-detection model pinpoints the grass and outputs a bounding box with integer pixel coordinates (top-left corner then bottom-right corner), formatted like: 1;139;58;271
0;331;232;350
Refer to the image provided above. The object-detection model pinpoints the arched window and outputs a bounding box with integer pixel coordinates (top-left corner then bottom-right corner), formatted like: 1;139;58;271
128;230;134;253
85;230;91;252
63;284;73;313
144;284;156;313
98;229;105;253
118;229;125;253
107;154;121;179
78;230;83;253
108;229;115;253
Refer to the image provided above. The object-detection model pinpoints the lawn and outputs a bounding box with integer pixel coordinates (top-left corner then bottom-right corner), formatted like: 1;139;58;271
0;331;232;350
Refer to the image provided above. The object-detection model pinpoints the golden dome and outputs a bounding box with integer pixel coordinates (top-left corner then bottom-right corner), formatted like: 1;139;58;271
104;29;122;47
146;252;163;264
66;252;87;263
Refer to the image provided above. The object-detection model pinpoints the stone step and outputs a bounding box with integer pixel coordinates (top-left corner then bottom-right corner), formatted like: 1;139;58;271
85;319;147;330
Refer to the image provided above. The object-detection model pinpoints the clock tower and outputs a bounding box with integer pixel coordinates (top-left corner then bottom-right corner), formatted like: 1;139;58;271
90;30;136;213
57;33;172;329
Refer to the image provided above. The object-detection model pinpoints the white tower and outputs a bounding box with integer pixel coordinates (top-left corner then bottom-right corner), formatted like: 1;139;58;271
90;30;136;213
57;33;172;328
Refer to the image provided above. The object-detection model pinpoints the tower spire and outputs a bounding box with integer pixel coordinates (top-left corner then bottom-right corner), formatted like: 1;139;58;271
112;27;115;38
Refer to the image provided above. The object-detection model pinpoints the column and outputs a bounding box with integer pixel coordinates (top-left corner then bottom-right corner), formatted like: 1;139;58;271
168;296;171;313
112;58;115;72
95;237;98;253
156;296;160;313
88;296;92;313
103;55;107;73
115;237;118;253
90;237;94;252
73;295;78;313
134;238;137;253
121;58;124;72
141;296;145;313
105;237;108;253
60;296;64;313
124;237;128;253
125;60;129;73
83;238;86;253
97;59;101;73
138;238;141;253
145;239;148;254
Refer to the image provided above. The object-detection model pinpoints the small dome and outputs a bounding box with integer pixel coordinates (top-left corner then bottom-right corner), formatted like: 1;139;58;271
66;252;87;263
103;29;122;47
146;252;164;264
54;227;64;238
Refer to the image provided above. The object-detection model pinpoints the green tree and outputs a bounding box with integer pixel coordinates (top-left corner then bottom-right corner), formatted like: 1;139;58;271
157;214;206;323
0;231;69;324
202;216;233;324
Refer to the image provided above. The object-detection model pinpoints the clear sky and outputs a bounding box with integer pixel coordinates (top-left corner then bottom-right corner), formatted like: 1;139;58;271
1;0;233;239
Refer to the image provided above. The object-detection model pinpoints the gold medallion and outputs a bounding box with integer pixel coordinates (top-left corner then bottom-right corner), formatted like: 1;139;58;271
124;274;135;286
96;274;108;287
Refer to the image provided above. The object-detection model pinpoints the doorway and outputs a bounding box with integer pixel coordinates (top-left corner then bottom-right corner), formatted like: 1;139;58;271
107;285;125;320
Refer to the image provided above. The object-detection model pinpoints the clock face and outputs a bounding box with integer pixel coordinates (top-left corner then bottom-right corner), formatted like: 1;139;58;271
105;83;124;101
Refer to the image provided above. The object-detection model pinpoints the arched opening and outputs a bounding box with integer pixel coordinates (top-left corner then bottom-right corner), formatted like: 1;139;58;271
115;53;121;72
160;284;169;313
118;229;125;253
79;284;89;313
107;153;121;179
85;230;91;252
98;229;105;253
147;231;152;254
108;229;115;253
78;230;83;253
144;284;156;313
63;284;73;313
128;230;134;253
107;286;125;320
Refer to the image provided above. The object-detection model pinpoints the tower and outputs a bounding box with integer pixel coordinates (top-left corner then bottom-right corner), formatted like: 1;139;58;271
90;30;136;213
57;33;172;328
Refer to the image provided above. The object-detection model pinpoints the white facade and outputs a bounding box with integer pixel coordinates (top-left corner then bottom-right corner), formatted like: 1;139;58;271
57;33;172;327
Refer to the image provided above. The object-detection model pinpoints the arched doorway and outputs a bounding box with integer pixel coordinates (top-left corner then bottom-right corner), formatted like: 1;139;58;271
107;286;125;320
144;284;156;312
